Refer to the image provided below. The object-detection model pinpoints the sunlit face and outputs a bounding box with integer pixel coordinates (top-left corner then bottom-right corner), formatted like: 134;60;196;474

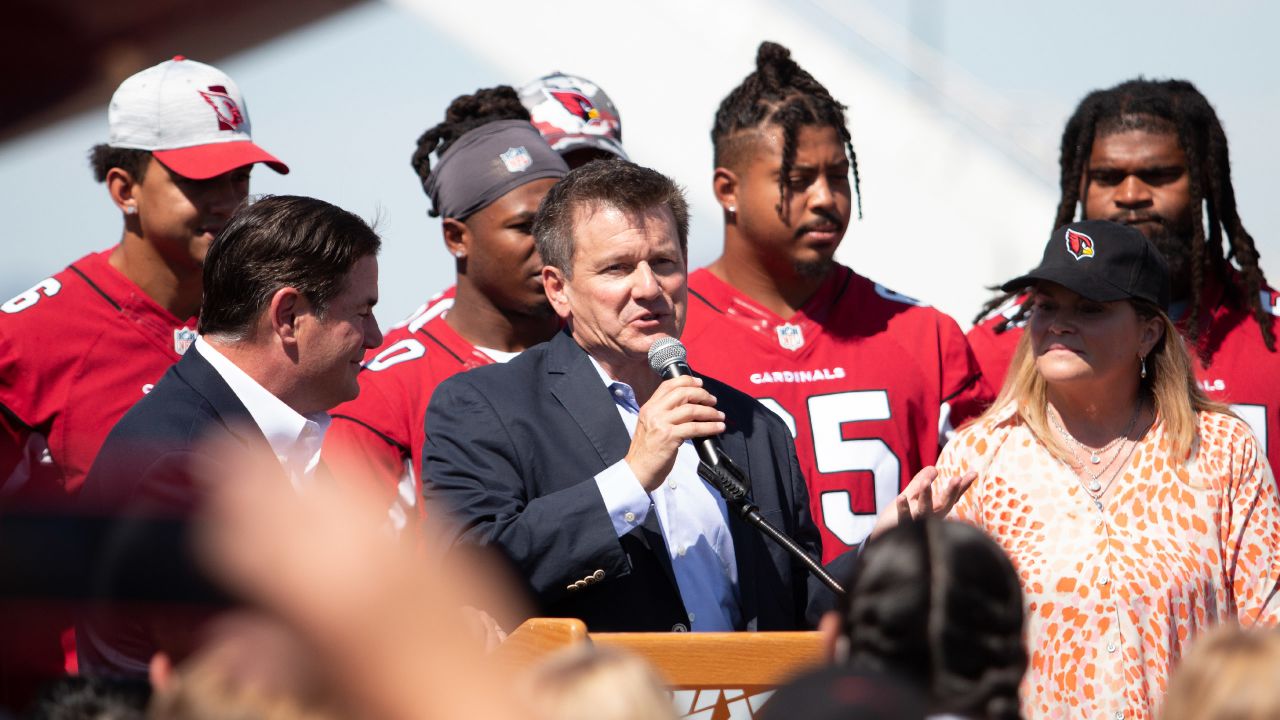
134;158;251;271
731;124;852;276
544;203;687;368
1027;282;1161;388
1084;129;1194;299
295;254;382;412
461;177;558;316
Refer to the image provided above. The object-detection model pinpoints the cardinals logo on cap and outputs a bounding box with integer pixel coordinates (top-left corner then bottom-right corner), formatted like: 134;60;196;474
198;85;245;131
1065;227;1096;261
548;90;600;123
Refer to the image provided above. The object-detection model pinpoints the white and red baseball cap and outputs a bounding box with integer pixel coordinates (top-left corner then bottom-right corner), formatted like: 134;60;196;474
108;55;288;180
518;72;627;162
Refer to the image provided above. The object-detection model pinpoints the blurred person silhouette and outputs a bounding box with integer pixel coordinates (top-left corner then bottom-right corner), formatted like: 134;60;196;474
939;220;1280;719
523;645;675;720
1159;624;1280;720
758;665;925;720
818;517;1025;720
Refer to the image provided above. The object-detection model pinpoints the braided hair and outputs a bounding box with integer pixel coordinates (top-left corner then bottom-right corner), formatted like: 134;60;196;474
410;85;530;217
712;41;862;221
839;518;1027;720
976;78;1273;359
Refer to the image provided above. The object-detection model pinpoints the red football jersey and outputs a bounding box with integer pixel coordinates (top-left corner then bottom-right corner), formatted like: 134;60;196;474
968;276;1280;476
683;265;993;561
0;247;196;680
0;248;197;503
322;294;492;529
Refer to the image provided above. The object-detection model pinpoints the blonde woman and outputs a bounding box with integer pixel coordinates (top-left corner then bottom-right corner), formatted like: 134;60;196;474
936;220;1280;719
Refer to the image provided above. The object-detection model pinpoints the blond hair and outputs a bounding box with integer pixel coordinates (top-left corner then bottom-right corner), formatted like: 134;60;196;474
525;645;676;720
1160;625;1280;720
983;300;1230;464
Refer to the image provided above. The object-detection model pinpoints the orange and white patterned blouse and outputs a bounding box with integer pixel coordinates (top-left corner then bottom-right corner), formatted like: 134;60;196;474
936;406;1280;720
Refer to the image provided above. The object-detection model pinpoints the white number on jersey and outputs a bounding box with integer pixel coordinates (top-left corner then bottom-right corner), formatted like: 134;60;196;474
2;278;62;314
761;390;902;547
365;339;426;371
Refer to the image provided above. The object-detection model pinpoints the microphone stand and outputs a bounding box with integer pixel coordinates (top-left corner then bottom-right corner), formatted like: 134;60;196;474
697;457;846;596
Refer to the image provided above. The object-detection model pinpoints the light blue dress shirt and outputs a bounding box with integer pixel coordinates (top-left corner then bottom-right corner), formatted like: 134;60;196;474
588;358;741;631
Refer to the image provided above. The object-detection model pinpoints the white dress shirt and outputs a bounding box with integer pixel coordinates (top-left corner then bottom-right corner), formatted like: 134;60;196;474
195;337;330;490
589;357;741;631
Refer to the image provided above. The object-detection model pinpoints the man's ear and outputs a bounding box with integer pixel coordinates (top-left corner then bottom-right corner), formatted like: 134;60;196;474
712;166;740;223
542;266;572;321
442;218;470;269
268;287;305;346
1139;315;1165;359
106;165;142;219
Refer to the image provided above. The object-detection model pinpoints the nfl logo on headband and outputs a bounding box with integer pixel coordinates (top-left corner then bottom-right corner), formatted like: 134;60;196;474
500;146;532;173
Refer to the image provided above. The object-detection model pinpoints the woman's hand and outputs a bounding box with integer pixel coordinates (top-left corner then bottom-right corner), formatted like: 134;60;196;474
869;466;976;540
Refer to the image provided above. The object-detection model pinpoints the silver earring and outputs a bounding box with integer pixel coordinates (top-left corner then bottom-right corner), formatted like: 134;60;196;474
727;206;736;215
124;205;137;216
1140;355;1148;379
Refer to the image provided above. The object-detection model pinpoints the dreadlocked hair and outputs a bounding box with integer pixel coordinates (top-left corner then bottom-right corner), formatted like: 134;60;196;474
975;78;1273;359
711;40;862;221
410;85;530;217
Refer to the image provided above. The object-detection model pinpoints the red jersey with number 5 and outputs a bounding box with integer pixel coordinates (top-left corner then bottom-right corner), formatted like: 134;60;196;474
683;265;993;561
322;291;490;529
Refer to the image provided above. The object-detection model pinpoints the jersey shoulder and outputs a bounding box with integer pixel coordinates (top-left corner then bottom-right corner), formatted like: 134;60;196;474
0;254;119;332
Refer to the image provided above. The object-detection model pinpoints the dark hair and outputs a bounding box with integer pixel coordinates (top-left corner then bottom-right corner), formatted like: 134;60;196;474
30;676;149;720
88;144;151;183
975;78;1273;359
838;518;1026;720
410;85;530;216
199;195;381;338
711;41;862;221
532;159;689;277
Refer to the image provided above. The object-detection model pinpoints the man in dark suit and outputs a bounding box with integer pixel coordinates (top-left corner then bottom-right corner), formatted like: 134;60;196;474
78;194;383;675
425;160;963;633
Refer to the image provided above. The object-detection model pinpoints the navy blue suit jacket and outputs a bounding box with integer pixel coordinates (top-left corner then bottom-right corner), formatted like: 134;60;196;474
78;348;275;676
423;331;838;633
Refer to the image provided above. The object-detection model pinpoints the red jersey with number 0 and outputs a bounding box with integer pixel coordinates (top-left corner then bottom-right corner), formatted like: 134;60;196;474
322;292;490;528
683;265;993;561
968;275;1280;478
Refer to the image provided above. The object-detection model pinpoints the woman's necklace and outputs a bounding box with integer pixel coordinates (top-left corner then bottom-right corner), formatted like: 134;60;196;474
1048;400;1142;495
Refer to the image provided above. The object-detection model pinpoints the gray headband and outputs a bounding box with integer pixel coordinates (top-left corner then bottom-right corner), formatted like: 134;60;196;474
424;119;569;220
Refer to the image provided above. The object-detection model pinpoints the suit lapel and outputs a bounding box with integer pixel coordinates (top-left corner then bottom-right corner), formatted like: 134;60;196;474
173;348;274;456
546;332;682;599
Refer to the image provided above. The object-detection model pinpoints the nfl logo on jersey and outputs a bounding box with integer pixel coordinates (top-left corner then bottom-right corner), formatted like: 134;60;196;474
173;327;197;355
776;323;805;351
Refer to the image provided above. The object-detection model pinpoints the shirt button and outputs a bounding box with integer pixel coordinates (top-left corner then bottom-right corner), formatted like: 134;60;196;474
1114;712;1124;720
1106;642;1118;653
668;481;677;490
1099;576;1110;585
624;511;636;523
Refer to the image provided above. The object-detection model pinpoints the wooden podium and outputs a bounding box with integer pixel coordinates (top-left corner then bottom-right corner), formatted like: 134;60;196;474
502;618;824;719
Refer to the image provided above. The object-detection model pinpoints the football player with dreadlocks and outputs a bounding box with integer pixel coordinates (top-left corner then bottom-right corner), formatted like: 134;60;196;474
968;78;1280;472
321;86;567;527
682;41;992;562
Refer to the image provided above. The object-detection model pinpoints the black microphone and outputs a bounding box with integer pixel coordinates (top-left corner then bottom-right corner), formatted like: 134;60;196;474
647;337;726;468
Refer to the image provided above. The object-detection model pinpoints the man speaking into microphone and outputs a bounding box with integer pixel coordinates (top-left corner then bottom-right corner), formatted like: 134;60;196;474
423;160;966;633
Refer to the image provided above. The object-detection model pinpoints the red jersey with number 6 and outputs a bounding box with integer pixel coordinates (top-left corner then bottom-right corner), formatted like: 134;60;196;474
0;247;196;680
321;291;491;529
0;248;197;504
683;265;993;561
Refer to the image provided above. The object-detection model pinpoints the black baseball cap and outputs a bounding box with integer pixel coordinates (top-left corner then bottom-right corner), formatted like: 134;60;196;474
1001;220;1171;311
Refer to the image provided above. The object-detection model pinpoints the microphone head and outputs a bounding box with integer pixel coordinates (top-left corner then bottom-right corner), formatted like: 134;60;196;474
647;336;687;375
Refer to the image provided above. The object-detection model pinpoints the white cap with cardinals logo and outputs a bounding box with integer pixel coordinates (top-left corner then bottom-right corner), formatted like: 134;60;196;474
108;55;289;180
